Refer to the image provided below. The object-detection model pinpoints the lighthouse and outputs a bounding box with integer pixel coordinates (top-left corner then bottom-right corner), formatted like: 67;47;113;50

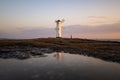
55;19;64;38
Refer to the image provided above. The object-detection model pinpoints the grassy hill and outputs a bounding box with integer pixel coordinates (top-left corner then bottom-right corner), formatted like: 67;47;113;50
0;38;119;54
0;38;120;62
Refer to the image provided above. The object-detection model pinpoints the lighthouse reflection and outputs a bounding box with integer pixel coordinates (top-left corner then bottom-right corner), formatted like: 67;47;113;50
54;52;63;61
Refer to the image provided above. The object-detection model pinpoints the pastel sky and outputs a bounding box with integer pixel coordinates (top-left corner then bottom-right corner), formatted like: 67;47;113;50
0;0;120;39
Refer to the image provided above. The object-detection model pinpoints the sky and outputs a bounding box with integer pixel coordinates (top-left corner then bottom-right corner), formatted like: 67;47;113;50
0;0;120;39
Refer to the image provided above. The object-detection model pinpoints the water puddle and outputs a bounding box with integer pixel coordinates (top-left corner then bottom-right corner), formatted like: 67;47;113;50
0;51;120;80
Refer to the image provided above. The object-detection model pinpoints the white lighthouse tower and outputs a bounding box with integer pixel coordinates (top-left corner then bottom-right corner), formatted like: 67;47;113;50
55;19;64;38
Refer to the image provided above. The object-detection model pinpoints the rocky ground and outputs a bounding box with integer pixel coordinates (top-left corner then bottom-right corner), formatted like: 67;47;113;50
0;38;120;63
0;46;120;63
0;46;53;59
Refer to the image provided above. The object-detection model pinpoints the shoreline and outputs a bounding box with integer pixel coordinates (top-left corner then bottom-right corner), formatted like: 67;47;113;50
51;46;120;63
0;38;120;63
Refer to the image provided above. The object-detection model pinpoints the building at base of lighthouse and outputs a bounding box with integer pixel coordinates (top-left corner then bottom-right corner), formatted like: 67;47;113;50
55;20;64;38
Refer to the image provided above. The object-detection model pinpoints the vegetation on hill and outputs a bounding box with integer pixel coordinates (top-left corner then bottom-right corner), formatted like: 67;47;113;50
0;38;119;54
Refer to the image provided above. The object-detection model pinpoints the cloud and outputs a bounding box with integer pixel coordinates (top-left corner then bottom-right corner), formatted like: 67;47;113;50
88;16;111;19
0;22;120;39
16;27;25;30
86;16;118;25
62;22;120;38
64;22;120;34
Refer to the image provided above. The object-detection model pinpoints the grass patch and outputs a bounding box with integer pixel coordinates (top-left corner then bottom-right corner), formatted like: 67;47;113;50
0;38;120;54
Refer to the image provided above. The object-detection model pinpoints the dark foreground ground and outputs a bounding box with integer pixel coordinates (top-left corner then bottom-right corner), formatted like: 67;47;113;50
0;38;120;63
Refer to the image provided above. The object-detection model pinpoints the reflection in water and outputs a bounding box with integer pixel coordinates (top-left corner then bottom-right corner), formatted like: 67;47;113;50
0;51;120;80
55;52;63;61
